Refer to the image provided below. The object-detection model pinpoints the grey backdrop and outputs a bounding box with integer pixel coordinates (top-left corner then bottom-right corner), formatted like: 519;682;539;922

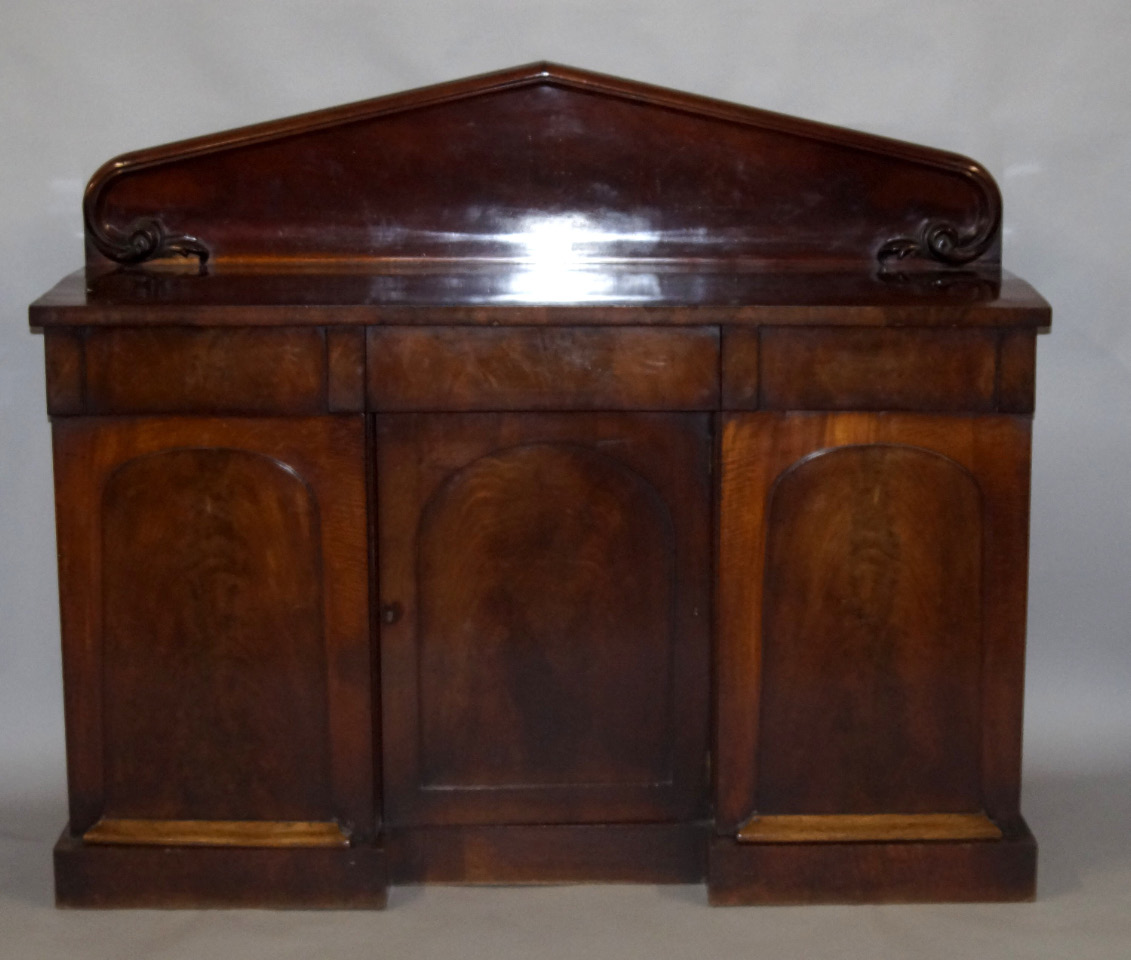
3;2;1129;956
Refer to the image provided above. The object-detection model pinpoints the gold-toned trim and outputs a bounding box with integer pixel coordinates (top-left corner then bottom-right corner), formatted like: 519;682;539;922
737;813;1002;844
83;818;349;848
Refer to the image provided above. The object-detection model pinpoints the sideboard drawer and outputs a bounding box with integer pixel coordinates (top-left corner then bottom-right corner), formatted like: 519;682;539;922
367;326;719;411
83;327;327;415
727;327;999;412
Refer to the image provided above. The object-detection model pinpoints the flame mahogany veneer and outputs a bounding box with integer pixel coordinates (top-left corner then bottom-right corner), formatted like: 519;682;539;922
30;64;1049;908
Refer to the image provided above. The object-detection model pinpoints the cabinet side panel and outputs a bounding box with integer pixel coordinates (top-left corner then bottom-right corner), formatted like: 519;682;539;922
757;445;983;814
53;421;106;832
101;449;334;821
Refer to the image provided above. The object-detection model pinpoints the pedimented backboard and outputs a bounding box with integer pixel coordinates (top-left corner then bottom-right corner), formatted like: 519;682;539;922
84;63;1001;273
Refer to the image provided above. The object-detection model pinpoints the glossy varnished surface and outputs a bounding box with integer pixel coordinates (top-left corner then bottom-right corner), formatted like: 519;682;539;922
367;326;718;410
757;327;998;411
39;318;1039;418
50;417;374;840
83;327;327;414
36;63;1047;907
81;63;1001;271
377;413;711;827
30;268;1050;328
715;413;1033;833
417;443;674;789
101;447;332;822
758;445;984;816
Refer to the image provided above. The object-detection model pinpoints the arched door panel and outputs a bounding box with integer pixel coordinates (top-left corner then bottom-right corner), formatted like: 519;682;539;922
51;416;373;846
716;413;1032;841
378;413;711;826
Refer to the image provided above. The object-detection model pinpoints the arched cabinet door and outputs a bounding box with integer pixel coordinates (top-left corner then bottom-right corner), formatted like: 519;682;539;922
377;413;711;827
716;413;1032;843
51;416;373;847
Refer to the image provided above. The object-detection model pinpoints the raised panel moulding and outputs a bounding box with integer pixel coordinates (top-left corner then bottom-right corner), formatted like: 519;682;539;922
101;448;333;823
756;444;984;817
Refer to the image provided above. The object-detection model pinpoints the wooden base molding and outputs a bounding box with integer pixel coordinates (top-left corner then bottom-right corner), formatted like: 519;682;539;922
54;832;387;909
83;818;350;848
736;812;1002;844
386;823;707;884
708;821;1036;905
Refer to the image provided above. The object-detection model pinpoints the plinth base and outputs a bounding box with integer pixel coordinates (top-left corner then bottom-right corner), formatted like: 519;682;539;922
707;819;1037;905
54;831;388;908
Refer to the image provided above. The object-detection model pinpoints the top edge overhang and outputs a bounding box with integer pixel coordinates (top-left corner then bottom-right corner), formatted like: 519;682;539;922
29;267;1052;332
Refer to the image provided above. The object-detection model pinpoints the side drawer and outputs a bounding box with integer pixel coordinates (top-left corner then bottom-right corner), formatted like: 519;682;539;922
81;327;329;415
724;327;999;412
367;326;719;411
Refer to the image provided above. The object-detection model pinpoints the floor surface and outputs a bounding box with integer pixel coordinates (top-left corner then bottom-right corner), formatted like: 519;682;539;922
2;763;1129;959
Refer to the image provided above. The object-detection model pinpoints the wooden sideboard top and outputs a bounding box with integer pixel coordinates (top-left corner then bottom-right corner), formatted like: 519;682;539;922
30;267;1049;328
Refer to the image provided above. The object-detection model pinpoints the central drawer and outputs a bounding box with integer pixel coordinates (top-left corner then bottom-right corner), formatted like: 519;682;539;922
366;326;719;411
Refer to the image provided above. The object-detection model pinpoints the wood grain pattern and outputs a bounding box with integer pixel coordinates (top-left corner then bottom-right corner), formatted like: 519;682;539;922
101;447;331;822
43;329;84;415
417;443;675;790
83;819;349;848
716;413;1033;831
84;327;326;414
757;327;997;411
327;327;366;412
50;417;374;839
998;328;1038;413
737;813;1001;843
757;445;983;815
378;413;711;827
720;328;760;409
368;326;718;411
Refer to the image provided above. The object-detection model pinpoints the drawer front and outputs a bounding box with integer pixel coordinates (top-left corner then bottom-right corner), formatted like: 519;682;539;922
83;327;328;415
725;327;999;412
368;326;719;411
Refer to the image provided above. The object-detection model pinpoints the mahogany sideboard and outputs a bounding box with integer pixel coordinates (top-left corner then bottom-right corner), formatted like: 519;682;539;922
29;63;1050;907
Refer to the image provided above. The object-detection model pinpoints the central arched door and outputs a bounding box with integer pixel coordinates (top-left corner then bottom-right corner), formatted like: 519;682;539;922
376;413;711;829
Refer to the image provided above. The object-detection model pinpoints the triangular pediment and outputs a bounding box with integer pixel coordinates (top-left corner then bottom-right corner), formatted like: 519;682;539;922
84;62;1001;272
